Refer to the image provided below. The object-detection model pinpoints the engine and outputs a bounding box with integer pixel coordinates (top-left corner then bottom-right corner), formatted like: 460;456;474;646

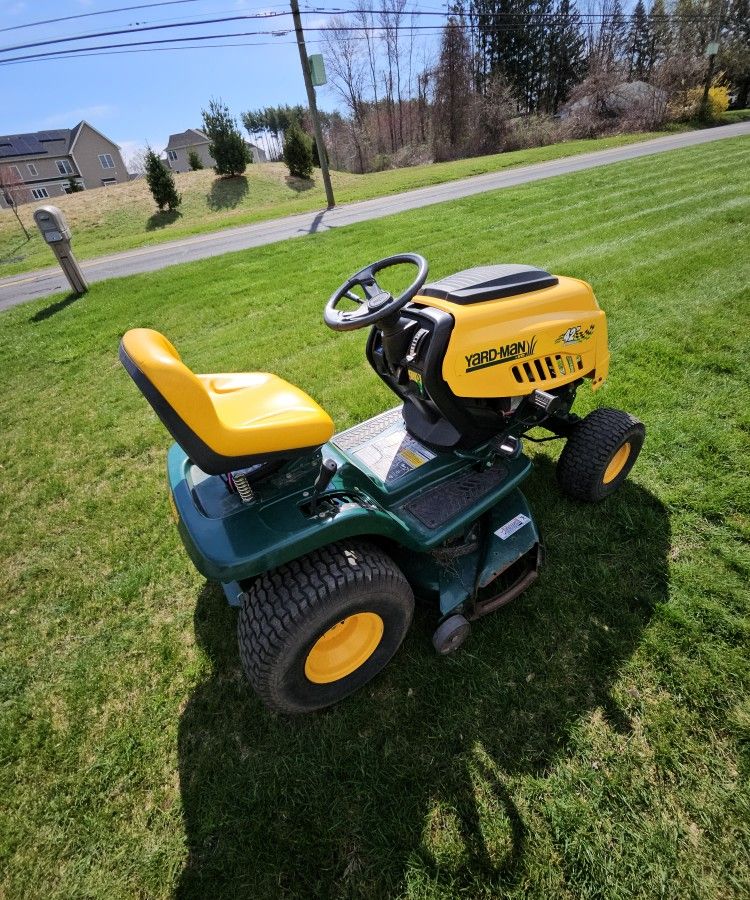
366;264;610;451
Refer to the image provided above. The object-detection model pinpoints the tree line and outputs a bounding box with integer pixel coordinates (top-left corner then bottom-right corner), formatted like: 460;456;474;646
316;0;748;171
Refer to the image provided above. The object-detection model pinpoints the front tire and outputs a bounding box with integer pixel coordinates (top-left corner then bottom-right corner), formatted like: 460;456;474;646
238;541;414;714
432;614;471;654
557;407;645;502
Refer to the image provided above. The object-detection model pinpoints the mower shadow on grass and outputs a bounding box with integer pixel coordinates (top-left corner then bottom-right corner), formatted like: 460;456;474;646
176;457;670;899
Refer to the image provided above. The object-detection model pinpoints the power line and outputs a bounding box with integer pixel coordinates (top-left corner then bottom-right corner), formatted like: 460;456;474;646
2;38;309;63
0;30;293;66
1;5;715;55
0;10;293;54
0;0;207;34
0;10;715;66
0;6;712;55
0;35;371;69
13;2;302;45
0;0;358;34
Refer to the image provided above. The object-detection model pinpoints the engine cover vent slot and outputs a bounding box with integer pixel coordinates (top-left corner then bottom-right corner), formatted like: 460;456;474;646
512;353;582;385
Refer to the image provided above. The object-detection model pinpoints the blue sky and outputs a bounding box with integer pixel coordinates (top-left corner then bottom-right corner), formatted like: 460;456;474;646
2;0;339;164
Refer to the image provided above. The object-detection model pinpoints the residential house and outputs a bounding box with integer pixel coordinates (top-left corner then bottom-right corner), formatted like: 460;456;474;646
0;121;128;208
163;128;267;172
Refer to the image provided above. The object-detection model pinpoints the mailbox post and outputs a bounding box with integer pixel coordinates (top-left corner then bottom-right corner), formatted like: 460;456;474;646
33;205;88;295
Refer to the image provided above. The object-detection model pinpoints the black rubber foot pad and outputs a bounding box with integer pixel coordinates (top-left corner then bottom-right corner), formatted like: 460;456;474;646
403;463;508;529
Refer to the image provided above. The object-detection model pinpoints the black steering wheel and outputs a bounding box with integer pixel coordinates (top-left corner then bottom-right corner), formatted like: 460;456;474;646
324;253;429;332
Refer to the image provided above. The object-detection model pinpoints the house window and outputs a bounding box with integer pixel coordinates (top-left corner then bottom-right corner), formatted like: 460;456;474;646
27;163;38;176
56;159;74;175
101;178;117;186
31;187;50;200
166;149;178;163
98;153;115;169
9;165;21;180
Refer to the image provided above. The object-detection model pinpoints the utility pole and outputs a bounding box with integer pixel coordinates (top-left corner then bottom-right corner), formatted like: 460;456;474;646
289;0;335;209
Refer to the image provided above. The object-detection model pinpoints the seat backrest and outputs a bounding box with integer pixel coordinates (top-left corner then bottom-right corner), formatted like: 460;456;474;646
119;328;221;460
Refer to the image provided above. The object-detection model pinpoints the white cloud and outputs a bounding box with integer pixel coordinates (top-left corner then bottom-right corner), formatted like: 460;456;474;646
41;105;116;129
117;139;143;160
117;137;168;170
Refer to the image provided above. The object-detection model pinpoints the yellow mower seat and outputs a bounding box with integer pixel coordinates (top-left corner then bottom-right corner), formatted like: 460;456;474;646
119;328;334;474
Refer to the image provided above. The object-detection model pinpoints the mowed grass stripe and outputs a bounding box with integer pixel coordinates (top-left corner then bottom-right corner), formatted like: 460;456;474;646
410;139;745;242
0;138;748;899
416;144;747;274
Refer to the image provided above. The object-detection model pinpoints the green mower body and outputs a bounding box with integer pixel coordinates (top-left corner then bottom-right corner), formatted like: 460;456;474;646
168;406;541;621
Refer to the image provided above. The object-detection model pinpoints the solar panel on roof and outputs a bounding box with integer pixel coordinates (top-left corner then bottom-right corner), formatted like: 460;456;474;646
0;131;67;157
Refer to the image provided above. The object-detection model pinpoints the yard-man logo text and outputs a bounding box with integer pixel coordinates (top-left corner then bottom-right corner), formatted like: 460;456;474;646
465;336;538;372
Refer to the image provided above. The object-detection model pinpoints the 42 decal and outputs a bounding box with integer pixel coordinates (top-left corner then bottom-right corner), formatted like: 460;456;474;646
555;324;595;345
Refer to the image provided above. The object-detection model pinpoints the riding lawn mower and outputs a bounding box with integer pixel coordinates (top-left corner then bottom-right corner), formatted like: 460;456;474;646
120;254;645;714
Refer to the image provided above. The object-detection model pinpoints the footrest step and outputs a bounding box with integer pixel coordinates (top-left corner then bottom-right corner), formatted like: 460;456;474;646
402;463;508;529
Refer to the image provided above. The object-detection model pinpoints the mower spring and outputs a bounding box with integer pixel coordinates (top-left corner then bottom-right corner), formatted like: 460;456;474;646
230;472;256;504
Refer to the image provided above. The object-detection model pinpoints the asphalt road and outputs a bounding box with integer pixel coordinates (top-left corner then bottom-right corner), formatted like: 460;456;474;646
1;122;747;312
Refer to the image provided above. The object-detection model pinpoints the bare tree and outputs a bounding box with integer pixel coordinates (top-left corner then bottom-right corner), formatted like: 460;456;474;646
405;7;419;145
379;0;409;150
416;48;433;144
125;146;149;176
0;165;31;240
432;15;474;160
323;16;369;171
355;3;385;153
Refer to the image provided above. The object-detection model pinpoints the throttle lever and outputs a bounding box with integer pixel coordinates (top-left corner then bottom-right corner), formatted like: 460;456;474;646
311;458;338;514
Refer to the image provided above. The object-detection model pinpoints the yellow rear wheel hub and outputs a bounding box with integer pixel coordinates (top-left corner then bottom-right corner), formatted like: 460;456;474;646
603;442;631;484
305;612;384;684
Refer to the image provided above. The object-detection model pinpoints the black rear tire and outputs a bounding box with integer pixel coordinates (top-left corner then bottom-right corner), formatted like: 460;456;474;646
556;407;645;503
237;541;414;714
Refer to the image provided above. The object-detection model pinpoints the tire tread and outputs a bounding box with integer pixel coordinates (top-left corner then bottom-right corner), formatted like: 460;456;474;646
557;407;645;502
238;541;411;713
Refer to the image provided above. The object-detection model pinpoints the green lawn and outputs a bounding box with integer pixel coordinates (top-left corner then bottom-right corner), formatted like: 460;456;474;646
0;131;673;278
1;137;749;899
721;108;750;124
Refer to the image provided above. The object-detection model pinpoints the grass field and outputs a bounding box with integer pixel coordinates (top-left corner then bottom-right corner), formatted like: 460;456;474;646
0;131;672;278
722;108;750;124
1;137;749;899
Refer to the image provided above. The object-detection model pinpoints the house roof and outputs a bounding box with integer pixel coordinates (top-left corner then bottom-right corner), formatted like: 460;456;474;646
0;128;73;159
164;129;209;150
0;121;102;160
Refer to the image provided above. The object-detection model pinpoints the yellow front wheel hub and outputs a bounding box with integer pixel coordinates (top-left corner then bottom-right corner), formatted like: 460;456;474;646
305;613;384;684
603;442;631;484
